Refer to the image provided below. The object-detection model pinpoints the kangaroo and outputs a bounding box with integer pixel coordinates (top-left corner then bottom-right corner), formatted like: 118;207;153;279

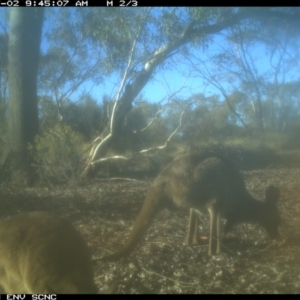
0;212;97;294
102;153;281;259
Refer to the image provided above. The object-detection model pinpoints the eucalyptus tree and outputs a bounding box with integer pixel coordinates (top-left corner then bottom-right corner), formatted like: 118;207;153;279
3;7;299;183
183;8;300;135
80;7;300;176
1;8;44;184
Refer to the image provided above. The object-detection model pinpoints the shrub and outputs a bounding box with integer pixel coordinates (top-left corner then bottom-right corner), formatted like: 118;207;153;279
31;123;88;184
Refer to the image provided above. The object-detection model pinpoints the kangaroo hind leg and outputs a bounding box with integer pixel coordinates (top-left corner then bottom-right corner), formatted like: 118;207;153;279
207;199;220;256
186;208;199;245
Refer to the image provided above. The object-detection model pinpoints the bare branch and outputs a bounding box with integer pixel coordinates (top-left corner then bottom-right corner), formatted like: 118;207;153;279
185;51;248;128
135;107;164;134
91;155;128;165
110;30;139;135
82;11;150;175
139;109;185;154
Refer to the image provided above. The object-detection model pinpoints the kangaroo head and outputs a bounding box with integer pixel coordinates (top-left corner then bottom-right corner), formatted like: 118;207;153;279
259;185;281;239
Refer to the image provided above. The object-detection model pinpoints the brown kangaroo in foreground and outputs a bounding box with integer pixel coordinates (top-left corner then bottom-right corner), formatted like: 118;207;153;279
0;212;97;294
102;153;281;259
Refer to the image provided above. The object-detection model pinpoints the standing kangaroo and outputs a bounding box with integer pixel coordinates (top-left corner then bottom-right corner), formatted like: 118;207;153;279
0;212;97;294
102;153;281;259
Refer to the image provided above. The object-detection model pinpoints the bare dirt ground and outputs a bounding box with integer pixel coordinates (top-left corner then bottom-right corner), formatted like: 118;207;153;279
1;166;300;294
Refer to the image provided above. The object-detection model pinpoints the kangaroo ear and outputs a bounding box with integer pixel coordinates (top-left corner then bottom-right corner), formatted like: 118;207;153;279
265;185;280;204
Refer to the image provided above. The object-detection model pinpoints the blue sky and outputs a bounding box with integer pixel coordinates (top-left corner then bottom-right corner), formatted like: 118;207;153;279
1;7;299;107
38;7;227;104
80;35;278;106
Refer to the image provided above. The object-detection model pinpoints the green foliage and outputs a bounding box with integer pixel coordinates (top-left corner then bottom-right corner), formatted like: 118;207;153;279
61;97;106;140
38;96;106;140
178;93;243;146
110;102;168;154
31;124;88;184
190;7;224;23
198;141;278;169
164;139;278;169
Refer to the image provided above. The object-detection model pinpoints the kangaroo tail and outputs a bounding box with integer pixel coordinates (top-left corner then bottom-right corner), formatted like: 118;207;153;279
101;187;162;261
